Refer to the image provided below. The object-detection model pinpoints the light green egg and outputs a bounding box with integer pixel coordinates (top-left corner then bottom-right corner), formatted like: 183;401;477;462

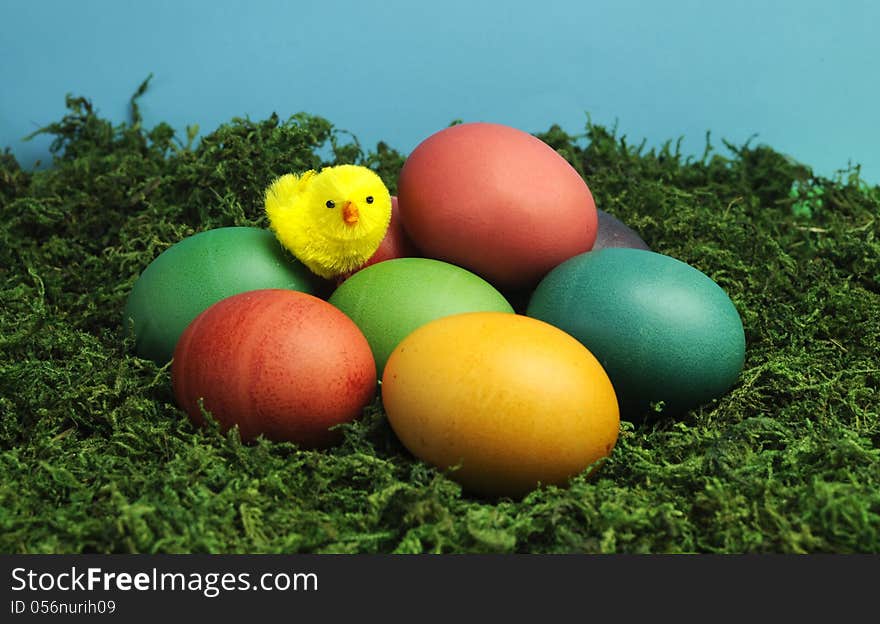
328;258;514;375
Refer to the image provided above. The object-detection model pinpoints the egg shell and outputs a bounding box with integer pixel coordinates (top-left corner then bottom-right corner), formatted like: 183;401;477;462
359;196;419;269
328;258;513;375
124;227;319;364
527;248;746;418
172;289;376;448
593;209;650;251
382;312;620;498
397;122;598;291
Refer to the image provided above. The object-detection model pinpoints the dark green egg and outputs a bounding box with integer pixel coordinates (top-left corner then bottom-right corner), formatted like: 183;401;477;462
526;248;745;418
123;227;319;364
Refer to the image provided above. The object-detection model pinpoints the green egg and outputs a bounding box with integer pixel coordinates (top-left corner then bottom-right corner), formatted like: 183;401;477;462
123;227;319;364
328;258;514;375
527;248;745;418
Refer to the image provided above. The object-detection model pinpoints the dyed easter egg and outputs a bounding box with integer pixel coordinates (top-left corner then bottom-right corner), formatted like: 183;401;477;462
328;258;513;374
527;248;745;417
359;196;419;269
593;209;650;251
397;122;598;290
123;227;319;364
382;312;620;498
172;289;376;448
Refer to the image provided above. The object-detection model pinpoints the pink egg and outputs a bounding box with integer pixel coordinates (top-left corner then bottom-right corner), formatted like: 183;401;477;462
398;122;598;290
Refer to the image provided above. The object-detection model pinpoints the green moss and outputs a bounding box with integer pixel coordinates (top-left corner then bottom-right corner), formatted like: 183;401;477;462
1;80;878;553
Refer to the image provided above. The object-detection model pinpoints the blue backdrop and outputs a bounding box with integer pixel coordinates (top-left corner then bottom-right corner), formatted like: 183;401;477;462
3;0;878;183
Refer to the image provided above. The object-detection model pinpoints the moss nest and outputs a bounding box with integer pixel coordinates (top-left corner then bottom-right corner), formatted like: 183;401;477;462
2;78;878;553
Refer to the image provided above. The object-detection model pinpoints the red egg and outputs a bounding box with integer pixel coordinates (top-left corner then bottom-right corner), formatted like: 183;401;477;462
398;122;598;290
172;289;376;448
361;196;419;269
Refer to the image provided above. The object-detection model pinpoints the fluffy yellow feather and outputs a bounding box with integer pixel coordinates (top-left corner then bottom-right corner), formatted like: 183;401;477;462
264;165;392;279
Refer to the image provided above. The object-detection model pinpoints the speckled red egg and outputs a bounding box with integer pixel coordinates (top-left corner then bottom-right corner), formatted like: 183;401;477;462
398;122;598;290
360;196;419;269
172;289;376;448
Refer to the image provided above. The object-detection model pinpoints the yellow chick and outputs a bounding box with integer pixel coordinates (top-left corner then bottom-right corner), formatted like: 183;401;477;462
264;164;392;279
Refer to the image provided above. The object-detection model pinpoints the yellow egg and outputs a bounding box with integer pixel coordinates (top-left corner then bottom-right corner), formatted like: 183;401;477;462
381;312;620;497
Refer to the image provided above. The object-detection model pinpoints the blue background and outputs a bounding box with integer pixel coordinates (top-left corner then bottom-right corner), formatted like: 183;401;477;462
3;0;878;183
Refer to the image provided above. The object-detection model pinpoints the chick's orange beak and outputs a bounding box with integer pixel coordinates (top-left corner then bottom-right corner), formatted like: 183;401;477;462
342;201;359;226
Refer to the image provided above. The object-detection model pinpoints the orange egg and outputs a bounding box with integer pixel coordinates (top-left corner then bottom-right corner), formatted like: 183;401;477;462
381;312;619;497
397;122;598;290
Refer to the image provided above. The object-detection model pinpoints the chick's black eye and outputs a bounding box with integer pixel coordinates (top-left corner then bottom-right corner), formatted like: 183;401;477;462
325;200;335;209
365;196;374;204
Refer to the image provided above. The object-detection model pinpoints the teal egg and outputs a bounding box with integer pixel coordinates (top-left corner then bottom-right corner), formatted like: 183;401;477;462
123;227;319;364
526;248;745;417
328;258;514;374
